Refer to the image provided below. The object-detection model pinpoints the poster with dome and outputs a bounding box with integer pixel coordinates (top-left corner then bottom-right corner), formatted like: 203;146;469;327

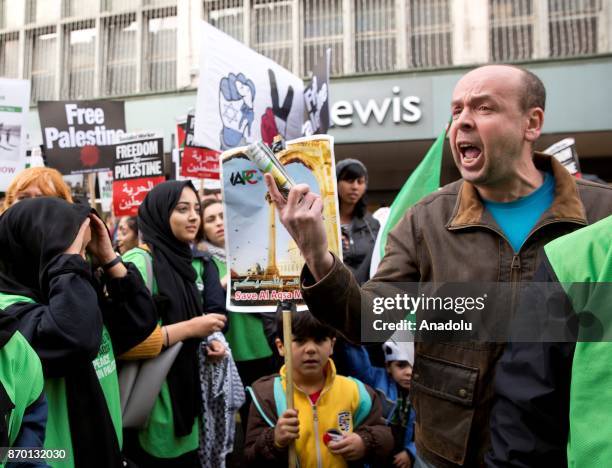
221;135;341;312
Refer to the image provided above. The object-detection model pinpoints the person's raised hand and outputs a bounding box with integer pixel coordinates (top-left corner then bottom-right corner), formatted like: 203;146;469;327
87;214;116;265
189;313;226;338
274;409;299;448
327;433;366;461
264;173;333;281
64;218;91;260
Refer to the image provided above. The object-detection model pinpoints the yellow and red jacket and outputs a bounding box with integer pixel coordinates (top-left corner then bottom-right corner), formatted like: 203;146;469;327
244;359;393;468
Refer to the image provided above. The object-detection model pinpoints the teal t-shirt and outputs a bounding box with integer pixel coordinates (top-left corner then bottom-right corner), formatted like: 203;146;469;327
483;172;555;252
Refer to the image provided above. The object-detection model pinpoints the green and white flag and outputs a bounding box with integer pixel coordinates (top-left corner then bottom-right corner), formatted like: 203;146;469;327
369;125;447;278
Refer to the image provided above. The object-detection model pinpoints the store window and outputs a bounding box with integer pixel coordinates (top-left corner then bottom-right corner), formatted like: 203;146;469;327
203;0;245;42
303;0;343;76
489;0;534;62
144;8;177;92
64;23;96;99
251;0;293;71
26;0;61;25
408;0;453;68
0;33;19;78
102;14;137;96
549;0;601;57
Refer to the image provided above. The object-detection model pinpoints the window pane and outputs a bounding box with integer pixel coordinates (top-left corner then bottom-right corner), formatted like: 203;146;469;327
29;28;57;102
303;0;343;76
252;0;293;70
102;0;141;13
489;0;534;62
548;0;601;57
0;34;20;78
145;9;177;92
204;0;245;42
65;0;99;18
65;24;96;98
103;15;137;96
27;0;61;24
355;0;396;73
408;0;453;68
1;0;25;29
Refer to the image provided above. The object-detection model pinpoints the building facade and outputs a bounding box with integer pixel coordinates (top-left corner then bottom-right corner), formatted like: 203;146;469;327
1;0;611;202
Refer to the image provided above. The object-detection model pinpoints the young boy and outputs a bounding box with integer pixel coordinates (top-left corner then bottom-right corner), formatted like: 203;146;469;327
244;309;393;467
337;337;416;468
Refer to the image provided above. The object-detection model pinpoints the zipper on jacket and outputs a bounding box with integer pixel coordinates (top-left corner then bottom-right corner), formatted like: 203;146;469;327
295;381;331;468
311;403;323;468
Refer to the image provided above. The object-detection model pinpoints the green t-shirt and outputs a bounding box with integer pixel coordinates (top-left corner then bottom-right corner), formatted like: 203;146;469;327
0;294;121;468
213;257;272;361
122;247;200;458
544;216;612;468
0;329;45;448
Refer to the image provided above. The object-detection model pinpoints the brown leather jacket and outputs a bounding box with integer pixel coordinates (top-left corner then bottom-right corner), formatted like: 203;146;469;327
301;154;612;467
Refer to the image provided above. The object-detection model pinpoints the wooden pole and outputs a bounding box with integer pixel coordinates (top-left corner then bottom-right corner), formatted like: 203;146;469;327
282;305;297;468
87;172;96;209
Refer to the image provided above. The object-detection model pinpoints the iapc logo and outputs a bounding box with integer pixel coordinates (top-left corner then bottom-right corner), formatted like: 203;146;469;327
230;169;260;186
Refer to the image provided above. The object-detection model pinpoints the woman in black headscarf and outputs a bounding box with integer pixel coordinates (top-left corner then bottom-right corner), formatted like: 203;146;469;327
0;197;157;468
122;181;227;467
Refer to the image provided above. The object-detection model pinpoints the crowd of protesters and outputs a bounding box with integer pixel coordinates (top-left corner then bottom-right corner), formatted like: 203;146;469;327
0;62;611;468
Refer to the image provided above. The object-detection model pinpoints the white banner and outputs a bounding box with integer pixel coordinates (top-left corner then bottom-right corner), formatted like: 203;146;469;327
97;171;113;213
194;21;304;152
0;79;30;191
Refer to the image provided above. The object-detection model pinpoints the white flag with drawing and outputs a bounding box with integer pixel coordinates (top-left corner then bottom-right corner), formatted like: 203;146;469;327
0;78;30;191
193;21;304;152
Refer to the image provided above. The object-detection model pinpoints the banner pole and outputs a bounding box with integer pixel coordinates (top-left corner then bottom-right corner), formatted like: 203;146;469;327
281;302;297;468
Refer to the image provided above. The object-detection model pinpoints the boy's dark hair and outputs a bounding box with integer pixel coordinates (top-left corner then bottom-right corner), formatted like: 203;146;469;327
276;308;336;342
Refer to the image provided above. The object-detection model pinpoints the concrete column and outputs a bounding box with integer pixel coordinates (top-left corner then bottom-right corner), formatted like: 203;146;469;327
342;0;355;74
452;0;489;66
396;0;407;70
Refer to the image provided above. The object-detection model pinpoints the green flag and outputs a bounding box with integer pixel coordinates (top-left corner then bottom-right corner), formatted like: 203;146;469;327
370;126;447;276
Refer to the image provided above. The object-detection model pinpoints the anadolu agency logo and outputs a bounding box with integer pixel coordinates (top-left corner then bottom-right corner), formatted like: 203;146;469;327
230;169;261;186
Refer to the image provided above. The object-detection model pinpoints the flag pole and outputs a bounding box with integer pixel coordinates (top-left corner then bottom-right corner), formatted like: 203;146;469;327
280;301;297;468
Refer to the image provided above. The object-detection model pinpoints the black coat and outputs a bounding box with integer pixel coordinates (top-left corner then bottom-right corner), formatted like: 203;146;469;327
487;257;575;467
342;213;380;285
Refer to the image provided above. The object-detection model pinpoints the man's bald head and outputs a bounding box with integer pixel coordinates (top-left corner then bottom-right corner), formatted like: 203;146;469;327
466;64;546;112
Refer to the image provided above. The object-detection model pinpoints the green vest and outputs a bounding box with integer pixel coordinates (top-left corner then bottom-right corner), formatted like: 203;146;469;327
213;258;272;361
544;215;612;468
0;329;44;448
0;294;121;468
122;247;200;458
